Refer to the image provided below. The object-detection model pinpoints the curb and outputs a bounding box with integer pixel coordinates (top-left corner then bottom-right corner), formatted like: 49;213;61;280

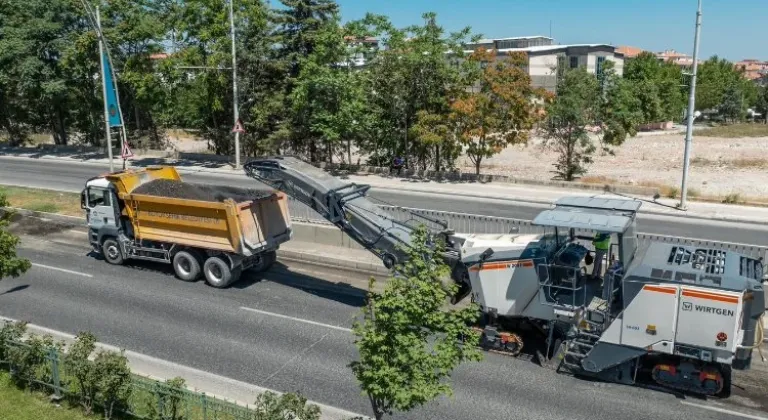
0;316;369;420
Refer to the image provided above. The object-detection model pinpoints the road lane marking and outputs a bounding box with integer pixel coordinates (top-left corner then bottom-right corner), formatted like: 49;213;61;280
32;263;93;278
239;307;352;333
680;401;768;420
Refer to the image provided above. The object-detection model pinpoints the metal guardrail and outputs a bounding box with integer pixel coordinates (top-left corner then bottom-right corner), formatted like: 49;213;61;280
285;197;768;260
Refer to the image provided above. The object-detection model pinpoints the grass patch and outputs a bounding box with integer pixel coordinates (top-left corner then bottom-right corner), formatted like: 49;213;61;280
579;175;618;185
0;372;90;420
0;185;81;216
695;123;768;138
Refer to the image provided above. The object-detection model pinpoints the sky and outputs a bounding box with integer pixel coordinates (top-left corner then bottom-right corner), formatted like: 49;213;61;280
333;0;767;62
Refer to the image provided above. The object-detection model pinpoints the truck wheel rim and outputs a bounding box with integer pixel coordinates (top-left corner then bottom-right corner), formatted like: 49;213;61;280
107;245;119;260
178;258;191;276
210;264;222;281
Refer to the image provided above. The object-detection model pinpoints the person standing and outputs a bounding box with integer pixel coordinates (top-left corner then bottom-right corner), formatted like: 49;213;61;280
592;232;611;280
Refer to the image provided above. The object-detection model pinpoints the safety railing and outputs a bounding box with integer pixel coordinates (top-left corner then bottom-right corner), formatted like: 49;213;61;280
0;338;259;420
285;197;768;260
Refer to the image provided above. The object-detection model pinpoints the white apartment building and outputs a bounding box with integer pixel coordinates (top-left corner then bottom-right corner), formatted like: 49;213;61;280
463;36;625;92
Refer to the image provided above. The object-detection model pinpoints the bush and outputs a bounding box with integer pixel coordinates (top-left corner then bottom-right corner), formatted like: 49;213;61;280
253;391;321;420
7;333;64;390
64;332;98;415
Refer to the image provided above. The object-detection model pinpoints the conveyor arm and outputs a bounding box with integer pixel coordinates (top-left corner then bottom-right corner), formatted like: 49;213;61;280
244;156;457;269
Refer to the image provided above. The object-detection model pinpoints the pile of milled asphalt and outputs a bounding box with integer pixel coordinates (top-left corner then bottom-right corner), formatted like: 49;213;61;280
133;179;272;203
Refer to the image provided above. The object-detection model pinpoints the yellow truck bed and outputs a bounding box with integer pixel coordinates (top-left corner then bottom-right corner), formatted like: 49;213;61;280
106;167;291;256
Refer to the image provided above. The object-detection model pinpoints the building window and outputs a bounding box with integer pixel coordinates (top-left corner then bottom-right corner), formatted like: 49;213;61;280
596;56;606;76
570;56;579;69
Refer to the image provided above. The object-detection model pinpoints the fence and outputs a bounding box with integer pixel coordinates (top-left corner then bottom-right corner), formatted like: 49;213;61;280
284;197;768;260
0;338;257;420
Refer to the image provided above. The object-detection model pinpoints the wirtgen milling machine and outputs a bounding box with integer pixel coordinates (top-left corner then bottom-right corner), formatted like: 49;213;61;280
244;156;766;397
460;196;765;397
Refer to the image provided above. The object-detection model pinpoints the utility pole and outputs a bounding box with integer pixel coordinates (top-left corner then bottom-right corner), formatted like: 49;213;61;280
96;6;114;173
229;0;241;169
679;0;702;210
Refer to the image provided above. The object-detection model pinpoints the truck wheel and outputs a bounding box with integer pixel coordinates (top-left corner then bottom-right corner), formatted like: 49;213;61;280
173;251;201;282
249;251;277;273
203;256;234;288
102;238;124;265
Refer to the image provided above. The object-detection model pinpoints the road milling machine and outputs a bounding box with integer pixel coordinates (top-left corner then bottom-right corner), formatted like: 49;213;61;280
244;156;766;397
460;196;766;397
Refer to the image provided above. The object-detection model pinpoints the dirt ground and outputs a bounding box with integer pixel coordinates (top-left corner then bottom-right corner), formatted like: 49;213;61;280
458;131;768;201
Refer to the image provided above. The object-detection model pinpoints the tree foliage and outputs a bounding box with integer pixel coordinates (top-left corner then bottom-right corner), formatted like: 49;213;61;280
624;51;686;122
450;49;547;174
350;225;482;420
542;68;601;181
0;193;32;280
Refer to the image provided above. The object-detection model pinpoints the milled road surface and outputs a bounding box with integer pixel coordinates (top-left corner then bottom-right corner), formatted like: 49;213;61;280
1;156;768;246
3;237;768;420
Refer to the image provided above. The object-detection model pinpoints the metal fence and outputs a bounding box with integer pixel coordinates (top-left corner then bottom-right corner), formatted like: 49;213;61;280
285;197;768;260
0;339;257;420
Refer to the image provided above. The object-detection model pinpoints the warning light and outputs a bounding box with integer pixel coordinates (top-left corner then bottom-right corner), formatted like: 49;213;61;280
717;332;728;342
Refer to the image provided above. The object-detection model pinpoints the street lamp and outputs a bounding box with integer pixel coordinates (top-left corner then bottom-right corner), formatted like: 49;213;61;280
679;0;702;210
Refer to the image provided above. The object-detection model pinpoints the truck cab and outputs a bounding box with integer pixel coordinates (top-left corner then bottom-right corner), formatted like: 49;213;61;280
81;176;124;252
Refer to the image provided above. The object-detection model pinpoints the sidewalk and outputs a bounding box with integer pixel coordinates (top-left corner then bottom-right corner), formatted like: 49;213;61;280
4;149;768;225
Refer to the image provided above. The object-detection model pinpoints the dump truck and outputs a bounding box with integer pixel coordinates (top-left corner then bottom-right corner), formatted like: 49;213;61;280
80;166;292;288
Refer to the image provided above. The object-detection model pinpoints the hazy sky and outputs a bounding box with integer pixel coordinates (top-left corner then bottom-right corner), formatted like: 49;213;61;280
333;0;766;61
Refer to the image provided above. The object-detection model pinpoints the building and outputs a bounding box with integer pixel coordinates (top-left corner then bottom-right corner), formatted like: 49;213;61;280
735;59;768;82
338;36;379;68
616;46;646;59
462;36;625;92
655;49;699;67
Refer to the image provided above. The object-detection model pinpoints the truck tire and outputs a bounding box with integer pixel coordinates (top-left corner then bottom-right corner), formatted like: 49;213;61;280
102;238;124;265
173;251;201;282
249;250;277;273
203;256;235;288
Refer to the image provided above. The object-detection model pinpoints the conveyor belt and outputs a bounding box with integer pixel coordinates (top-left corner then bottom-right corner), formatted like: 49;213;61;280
244;156;455;269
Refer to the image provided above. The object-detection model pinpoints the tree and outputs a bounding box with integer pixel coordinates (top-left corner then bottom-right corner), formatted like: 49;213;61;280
450;48;547;175
598;60;643;147
94;350;132;420
0;193;31;280
720;83;746;123
542;68;601;181
756;83;768;124
624;52;686;122
350;225;482;420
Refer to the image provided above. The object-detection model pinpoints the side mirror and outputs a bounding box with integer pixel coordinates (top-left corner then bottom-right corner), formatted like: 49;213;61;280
80;190;87;209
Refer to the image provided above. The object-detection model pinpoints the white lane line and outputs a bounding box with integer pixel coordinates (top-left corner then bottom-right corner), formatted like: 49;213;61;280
680;401;768;420
31;263;93;278
240;307;352;333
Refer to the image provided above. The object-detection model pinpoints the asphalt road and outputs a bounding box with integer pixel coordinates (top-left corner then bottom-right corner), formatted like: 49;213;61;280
3;238;767;420
1;156;768;246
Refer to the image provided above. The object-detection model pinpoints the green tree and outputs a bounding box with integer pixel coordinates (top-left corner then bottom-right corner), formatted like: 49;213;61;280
0;193;31;279
94;349;132;420
624;52;686;122
756;84;768;124
542;68;601;181
720;83;746;123
449;48;547;175
350;225;482;420
599;60;643;147
253;391;321;420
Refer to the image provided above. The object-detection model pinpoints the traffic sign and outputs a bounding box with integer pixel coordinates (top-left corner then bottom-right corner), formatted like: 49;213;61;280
121;141;134;159
232;119;245;133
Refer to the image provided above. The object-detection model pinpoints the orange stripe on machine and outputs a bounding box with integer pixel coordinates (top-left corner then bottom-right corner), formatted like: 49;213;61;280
681;290;739;304
469;260;534;272
643;285;677;295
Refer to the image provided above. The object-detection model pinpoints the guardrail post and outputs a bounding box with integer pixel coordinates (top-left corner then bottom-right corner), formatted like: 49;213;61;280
201;391;207;420
50;348;63;401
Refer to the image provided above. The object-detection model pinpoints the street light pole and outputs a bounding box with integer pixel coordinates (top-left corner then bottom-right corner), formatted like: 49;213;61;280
96;6;114;173
679;0;702;210
229;0;241;169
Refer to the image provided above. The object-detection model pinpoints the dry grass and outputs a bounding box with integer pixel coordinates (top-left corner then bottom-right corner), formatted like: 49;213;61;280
0;185;82;216
695;123;768;138
579;175;618;185
691;156;768;169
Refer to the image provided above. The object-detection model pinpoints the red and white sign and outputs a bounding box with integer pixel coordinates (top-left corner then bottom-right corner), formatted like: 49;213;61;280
121;141;134;159
232;119;245;133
